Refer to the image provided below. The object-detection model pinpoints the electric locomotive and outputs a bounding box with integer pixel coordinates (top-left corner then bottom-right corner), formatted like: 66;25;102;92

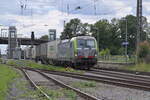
57;36;98;69
27;36;98;69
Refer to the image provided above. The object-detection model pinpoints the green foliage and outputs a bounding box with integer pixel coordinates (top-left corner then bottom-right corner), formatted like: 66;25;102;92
91;15;149;55
13;79;47;100
61;18;90;39
7;60;84;74
91;19;122;55
62;15;149;55
72;81;96;88
119;15;137;55
118;48;124;55
42;88;63;99
138;41;150;63
61;15;150;55
99;48;110;57
99;55;135;63
62;89;77;100
125;63;150;72
40;35;49;40
0;64;19;100
41;87;77;100
0;58;2;64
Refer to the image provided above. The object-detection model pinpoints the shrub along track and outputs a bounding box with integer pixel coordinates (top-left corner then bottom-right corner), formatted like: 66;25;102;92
17;67;150;92
18;67;100;100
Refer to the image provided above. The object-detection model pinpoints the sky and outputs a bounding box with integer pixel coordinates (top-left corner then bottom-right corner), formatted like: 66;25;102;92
0;0;150;54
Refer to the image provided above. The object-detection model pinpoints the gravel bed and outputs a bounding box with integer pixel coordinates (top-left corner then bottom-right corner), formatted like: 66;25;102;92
45;73;150;100
96;64;124;69
7;69;40;100
27;70;85;100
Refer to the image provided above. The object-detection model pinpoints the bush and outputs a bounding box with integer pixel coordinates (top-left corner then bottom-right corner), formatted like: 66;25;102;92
99;49;110;56
99;48;110;59
138;41;150;63
0;58;2;64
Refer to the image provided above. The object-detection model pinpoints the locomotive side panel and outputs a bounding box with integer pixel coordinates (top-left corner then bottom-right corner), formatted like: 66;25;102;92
47;40;60;60
36;45;41;58
57;41;71;61
24;47;31;59
40;43;48;58
31;46;36;59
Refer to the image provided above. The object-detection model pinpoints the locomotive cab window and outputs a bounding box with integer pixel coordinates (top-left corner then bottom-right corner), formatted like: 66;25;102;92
77;39;95;48
86;40;95;48
77;39;85;48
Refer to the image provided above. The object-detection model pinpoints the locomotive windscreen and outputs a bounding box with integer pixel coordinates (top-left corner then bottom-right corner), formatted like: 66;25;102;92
77;39;95;48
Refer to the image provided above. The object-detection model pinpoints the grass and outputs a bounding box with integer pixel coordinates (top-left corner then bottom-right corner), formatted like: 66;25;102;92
6;60;84;74
71;81;96;88
41;87;77;100
124;63;150;72
0;64;47;100
0;64;19;100
11;79;47;100
99;55;135;63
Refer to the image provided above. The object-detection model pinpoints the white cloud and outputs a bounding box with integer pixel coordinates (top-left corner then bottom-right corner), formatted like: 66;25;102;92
1;10;101;38
143;1;150;11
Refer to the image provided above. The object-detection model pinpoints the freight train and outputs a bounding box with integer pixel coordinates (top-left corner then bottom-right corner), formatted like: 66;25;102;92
24;36;98;69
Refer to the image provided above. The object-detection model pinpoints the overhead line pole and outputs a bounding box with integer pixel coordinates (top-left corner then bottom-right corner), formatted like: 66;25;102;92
136;0;142;63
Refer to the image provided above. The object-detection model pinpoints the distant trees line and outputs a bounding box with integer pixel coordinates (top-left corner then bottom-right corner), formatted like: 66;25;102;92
60;15;150;55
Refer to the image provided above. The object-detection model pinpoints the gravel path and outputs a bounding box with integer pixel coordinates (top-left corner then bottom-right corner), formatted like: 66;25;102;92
45;73;150;100
26;70;85;100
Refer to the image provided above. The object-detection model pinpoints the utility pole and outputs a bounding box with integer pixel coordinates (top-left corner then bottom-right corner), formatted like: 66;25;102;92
93;0;97;15
136;0;142;63
125;19;128;63
67;4;69;15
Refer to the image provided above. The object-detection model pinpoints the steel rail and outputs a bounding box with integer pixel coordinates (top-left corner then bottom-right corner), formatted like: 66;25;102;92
20;68;51;99
90;69;150;83
34;69;101;100
93;67;150;76
19;67;150;91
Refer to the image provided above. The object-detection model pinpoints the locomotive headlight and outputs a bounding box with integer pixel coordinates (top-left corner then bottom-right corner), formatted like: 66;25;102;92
75;54;77;57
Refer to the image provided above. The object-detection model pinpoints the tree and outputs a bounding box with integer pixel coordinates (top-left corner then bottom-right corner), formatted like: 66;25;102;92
119;15;137;55
81;23;91;35
60;18;90;39
91;19;111;49
40;35;48;40
91;19;121;55
109;18;122;54
118;15;148;55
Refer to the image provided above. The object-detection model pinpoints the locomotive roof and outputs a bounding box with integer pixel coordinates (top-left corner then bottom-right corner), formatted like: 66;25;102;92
71;36;95;40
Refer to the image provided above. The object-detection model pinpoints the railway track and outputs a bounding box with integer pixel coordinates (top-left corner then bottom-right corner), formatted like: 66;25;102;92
19;67;150;91
90;68;150;83
20;69;51;99
93;67;150;76
19;68;100;100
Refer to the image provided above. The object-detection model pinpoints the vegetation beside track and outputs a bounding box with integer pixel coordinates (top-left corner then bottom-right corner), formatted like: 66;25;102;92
99;55;135;63
0;64;47;100
71;81;96;88
124;63;150;72
0;64;19;100
41;87;77;100
7;60;84;74
12;78;47;100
